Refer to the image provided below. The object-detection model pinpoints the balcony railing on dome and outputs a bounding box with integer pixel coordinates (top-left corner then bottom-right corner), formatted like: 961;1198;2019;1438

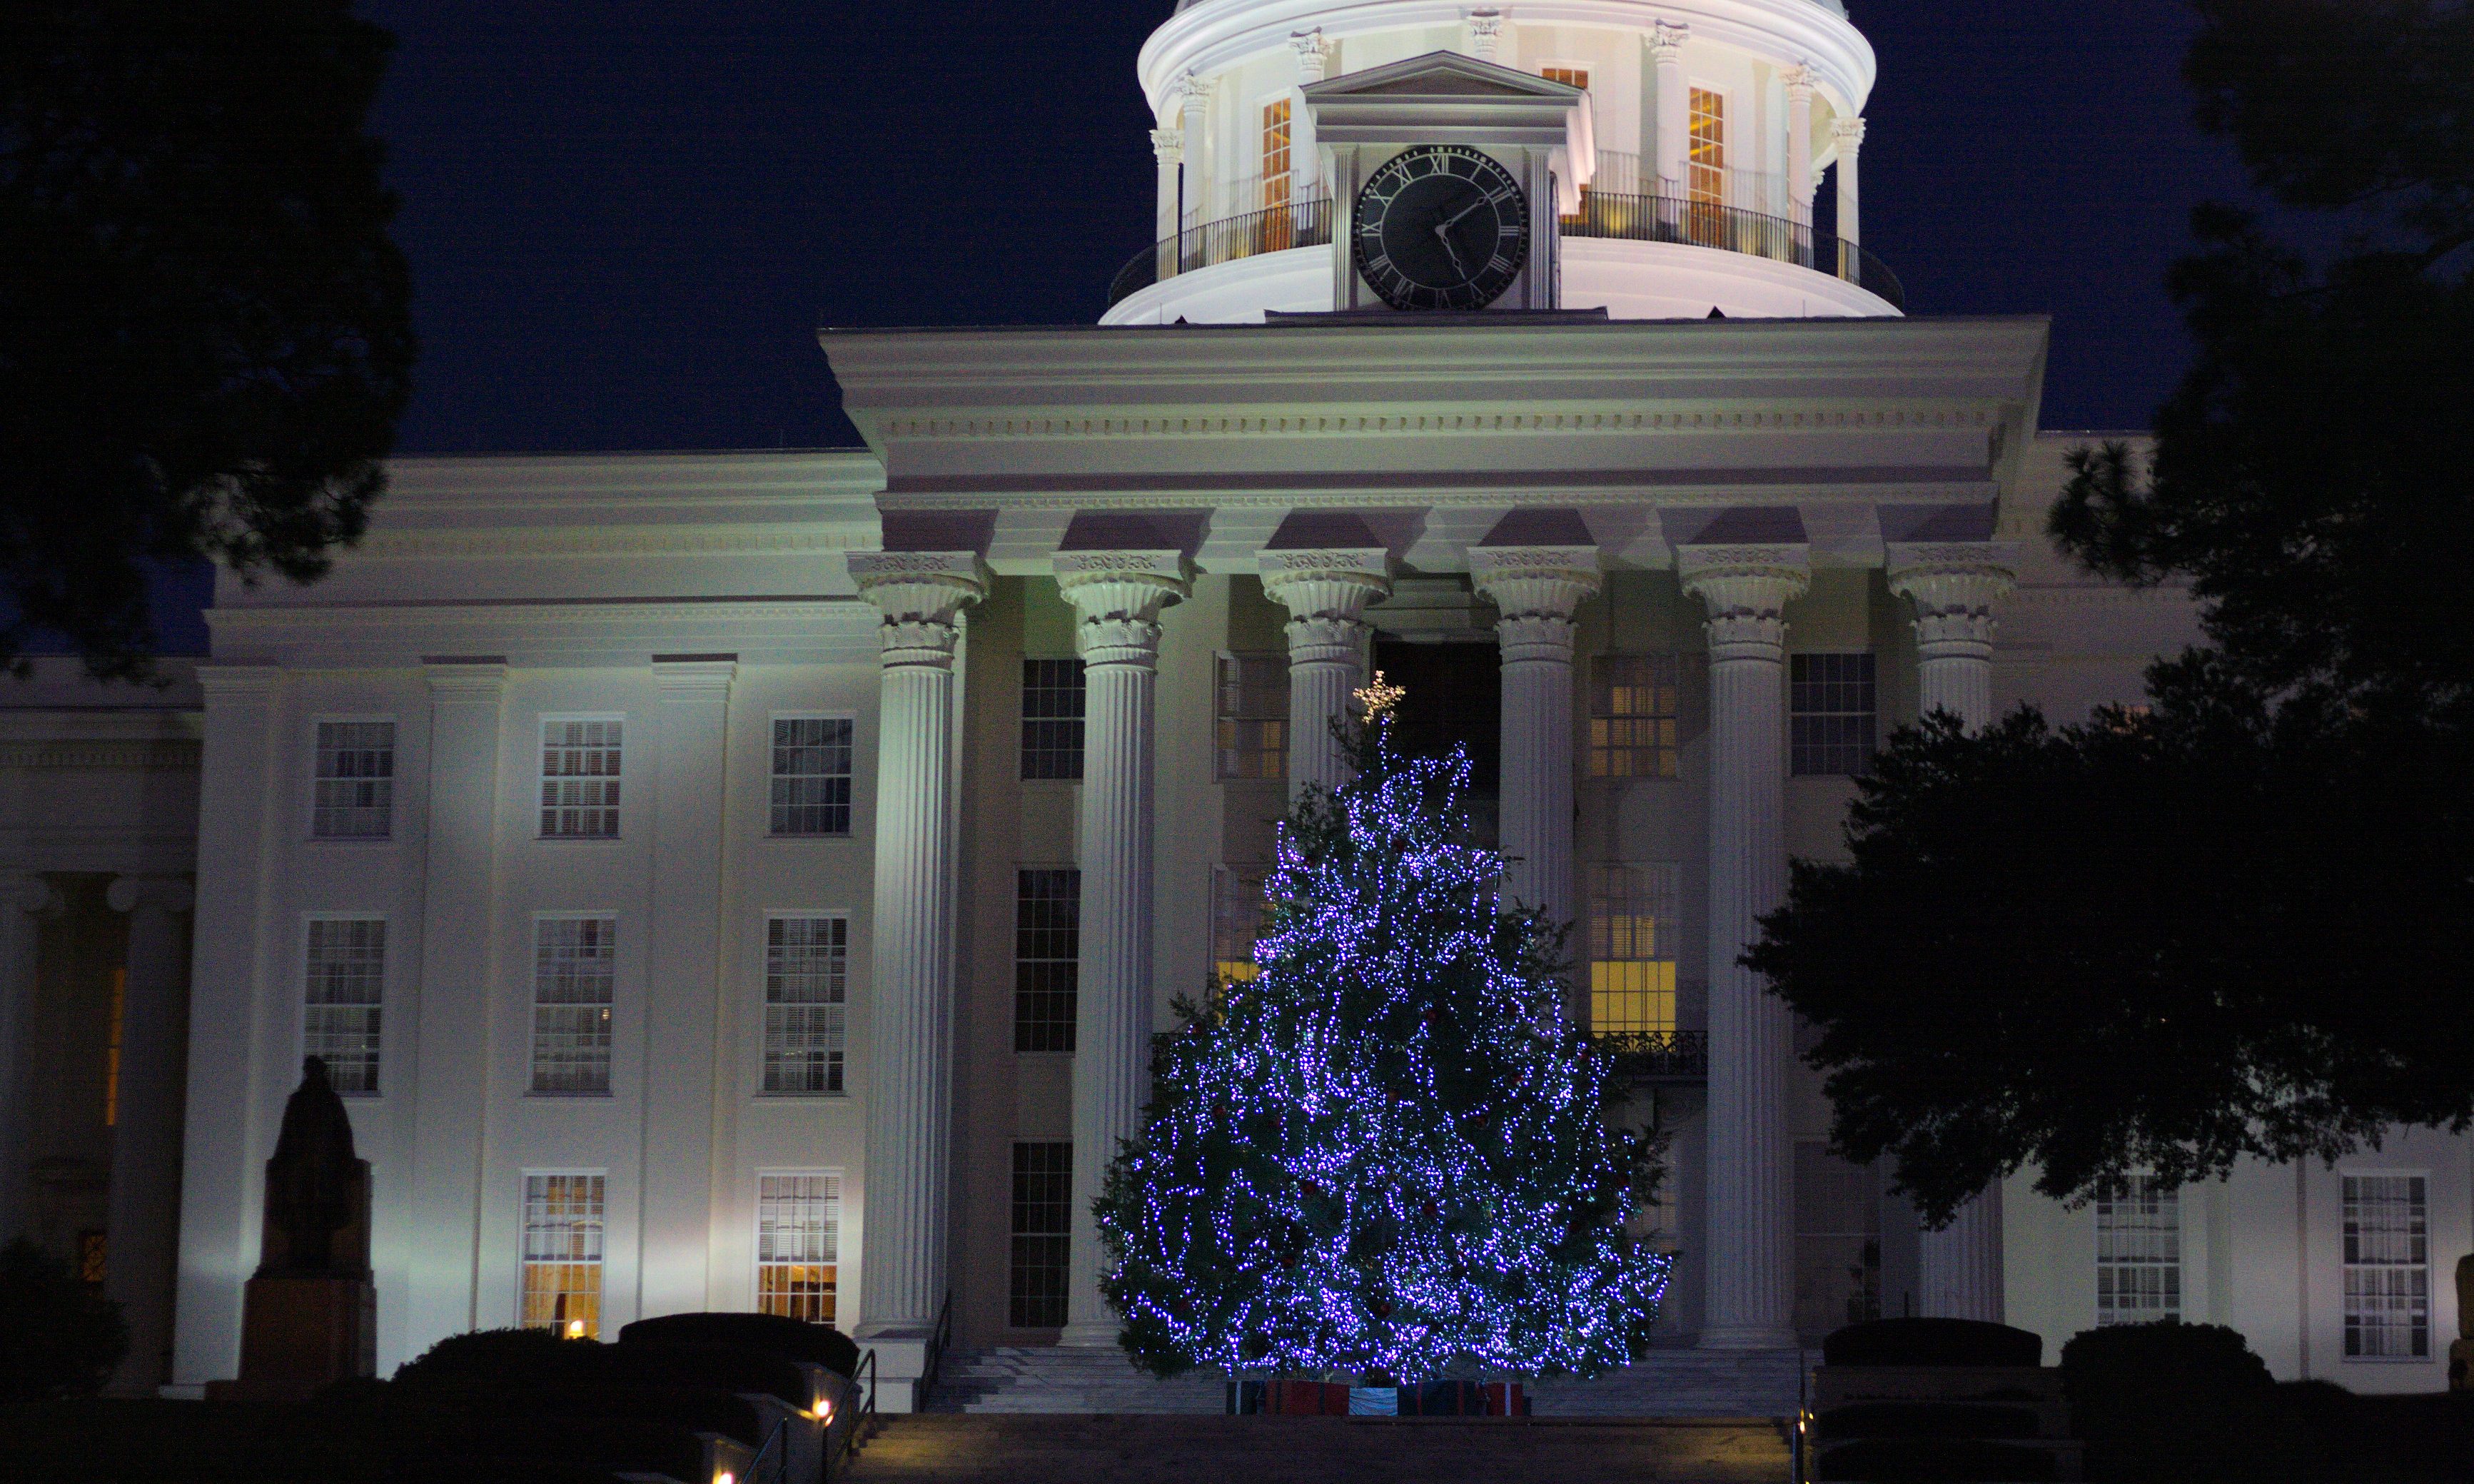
1562;189;1904;309
1594;1029;1710;1082
1107;196;1335;308
1107;188;1903;313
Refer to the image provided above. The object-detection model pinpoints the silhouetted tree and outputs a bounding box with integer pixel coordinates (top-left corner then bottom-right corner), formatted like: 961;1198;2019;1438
1750;0;2474;1222
0;0;412;676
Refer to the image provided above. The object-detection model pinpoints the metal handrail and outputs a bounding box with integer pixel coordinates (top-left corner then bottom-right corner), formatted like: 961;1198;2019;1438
1592;1029;1710;1079
823;1346;877;1484
915;1291;954;1408
1562;189;1904;309
1104;188;1902;312
747;1413;789;1484
1106;196;1335;308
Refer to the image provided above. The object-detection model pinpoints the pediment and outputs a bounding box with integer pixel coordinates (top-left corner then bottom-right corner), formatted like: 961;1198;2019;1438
1303;51;1582;104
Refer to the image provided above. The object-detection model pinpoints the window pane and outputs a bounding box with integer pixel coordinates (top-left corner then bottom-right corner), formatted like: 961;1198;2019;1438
763;916;848;1095
313;721;395;839
2095;1177;2181;1326
769;717;854;836
303;919;385;1095
1009;1143;1071;1328
1211;867;1266;985
1688;87;1726;206
1215;654;1288;781
531;918;615;1094
1021;660;1085;780
540;720;622;838
521;1173;605;1338
756;1173;841;1324
1790;652;1877;776
1590;655;1682;779
1587;863;1680;1036
2343;1174;2429;1358
1015;870;1079;1053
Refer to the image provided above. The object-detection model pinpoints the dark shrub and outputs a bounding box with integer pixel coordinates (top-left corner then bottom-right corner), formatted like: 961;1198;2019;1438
391;1326;600;1388
1817;1435;2056;1482
620;1310;859;1377
394;1326;810;1408
0;1238;129;1401
1822;1317;2042;1368
2060;1321;2290;1483
1815;1400;2041;1440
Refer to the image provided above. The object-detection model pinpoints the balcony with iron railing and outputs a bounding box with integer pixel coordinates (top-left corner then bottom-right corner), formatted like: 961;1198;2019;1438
1106;185;1900;314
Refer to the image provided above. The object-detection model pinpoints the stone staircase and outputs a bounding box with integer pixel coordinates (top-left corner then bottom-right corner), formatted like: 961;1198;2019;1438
846;1413;1791;1483
923;1345;1807;1418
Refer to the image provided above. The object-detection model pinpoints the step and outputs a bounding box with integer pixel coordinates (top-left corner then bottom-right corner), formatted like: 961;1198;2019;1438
848;1413;1790;1484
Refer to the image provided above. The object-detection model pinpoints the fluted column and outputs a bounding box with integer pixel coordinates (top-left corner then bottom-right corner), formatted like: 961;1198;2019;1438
1261;548;1392;803
1651;23;1690;193
1681;542;1809;1350
1150;127;1183;261
0;873;62;1243
1176;74;1211;224
1889;543;2019;1323
1832;116;1865;247
1471;547;1602;990
105;874;194;1394
1056;549;1192;1346
849;551;986;1405
1784;66;1816;231
1290;30;1327;203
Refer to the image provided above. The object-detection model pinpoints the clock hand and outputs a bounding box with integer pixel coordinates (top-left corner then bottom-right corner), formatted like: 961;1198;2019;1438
1433;221;1468;276
1440;191;1492;231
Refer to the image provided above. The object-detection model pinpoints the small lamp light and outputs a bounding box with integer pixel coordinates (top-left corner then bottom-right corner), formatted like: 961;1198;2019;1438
715;1473;736;1484
565;1318;586;1340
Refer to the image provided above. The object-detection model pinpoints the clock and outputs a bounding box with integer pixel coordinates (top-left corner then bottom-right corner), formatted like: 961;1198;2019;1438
1351;144;1530;311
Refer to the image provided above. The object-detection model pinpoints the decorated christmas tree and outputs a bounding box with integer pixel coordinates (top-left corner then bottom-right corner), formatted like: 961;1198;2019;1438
1096;689;1670;1380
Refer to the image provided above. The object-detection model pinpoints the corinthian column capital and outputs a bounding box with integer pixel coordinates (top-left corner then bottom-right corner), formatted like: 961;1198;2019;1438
849;551;989;669
1783;64;1817;103
1262;547;1392;651
1678;545;1812;660
1650;21;1690;60
1291;28;1328;83
1887;542;2018;661
1470;545;1602;662
1056;550;1193;668
1832;114;1867;151
1149;126;1183;165
1465;9;1505;60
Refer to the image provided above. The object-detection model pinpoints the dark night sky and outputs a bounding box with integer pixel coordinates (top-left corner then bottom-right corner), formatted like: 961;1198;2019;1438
145;0;2282;652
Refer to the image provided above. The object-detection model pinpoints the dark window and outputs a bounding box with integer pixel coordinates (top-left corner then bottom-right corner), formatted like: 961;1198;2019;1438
1790;652;1877;776
1021;660;1085;780
1014;869;1079;1053
769;717;853;835
1009;1141;1072;1328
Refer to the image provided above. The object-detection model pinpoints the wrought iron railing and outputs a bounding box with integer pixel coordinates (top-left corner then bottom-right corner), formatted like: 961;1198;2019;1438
1562;190;1904;309
1106;188;1902;312
823;1346;876;1484
1106;196;1335;308
1593;1029;1710;1080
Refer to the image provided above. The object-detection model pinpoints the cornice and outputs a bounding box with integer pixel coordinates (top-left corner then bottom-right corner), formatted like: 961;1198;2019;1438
0;740;201;771
871;406;2001;442
355;525;874;560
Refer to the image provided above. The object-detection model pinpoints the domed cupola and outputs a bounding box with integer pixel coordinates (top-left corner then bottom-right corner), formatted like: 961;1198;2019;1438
1104;1;1894;324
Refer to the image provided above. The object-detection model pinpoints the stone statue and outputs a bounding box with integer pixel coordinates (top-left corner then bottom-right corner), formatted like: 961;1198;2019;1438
258;1057;368;1274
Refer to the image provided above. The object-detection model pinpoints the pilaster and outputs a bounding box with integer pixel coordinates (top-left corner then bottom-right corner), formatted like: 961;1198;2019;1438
1260;548;1393;803
1678;543;1809;1351
1054;549;1191;1347
105;874;194;1394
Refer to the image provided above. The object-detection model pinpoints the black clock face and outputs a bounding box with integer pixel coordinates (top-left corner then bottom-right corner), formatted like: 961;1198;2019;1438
1352;145;1529;311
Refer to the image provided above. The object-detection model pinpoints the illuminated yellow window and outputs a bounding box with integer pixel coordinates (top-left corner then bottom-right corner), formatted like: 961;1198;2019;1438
1590;863;1680;1036
756;1173;839;1324
103;968;126;1126
1212;866;1266;985
1590;654;1682;779
1262;98;1292;211
1216;654;1288;781
1688;87;1726;205
1540;66;1590;91
520;1172;604;1338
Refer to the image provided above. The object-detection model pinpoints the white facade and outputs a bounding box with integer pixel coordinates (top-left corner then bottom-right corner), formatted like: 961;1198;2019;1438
0;0;2461;1413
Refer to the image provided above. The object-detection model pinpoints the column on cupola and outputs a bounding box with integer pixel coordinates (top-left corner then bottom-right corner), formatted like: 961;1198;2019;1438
1151;126;1182;256
105;874;193;1393
1176;73;1211;226
1290;30;1328;203
1650;23;1690;195
1261;538;1393;803
1679;539;1810;1351
1056;548;1193;1346
1832;117;1866;246
847;552;986;1408
1466;9;1505;62
1888;542;2019;1323
0;873;61;1242
1784;66;1816;235
1470;540;1603;1001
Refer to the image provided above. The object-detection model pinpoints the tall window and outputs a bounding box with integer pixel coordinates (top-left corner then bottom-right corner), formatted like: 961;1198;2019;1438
1687;87;1726;205
2095;1177;2181;1326
762;915;847;1095
521;1173;605;1338
312;721;395;839
1009;1142;1072;1328
540;719;622;838
1590;655;1682;779
756;1173;840;1324
2343;1174;2429;1358
1261;98;1291;210
769;717;853;836
1587;863;1679;1036
1216;655;1287;781
1021;660;1085;781
1212;865;1266;985
1790;652;1877;776
303;918;386;1096
1014;869;1079;1053
530;917;615;1094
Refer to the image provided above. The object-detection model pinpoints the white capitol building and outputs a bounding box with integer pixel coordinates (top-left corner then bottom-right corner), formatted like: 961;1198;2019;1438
0;0;2463;1410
